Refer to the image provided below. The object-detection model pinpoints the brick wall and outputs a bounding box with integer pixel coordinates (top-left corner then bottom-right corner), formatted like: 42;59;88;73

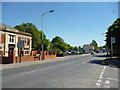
2;50;56;64
18;37;21;41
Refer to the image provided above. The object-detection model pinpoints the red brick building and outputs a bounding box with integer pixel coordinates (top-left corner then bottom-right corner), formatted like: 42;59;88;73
0;24;56;64
0;24;32;57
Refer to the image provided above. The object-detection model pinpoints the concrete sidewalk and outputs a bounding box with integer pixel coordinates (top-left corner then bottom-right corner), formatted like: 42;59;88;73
0;54;90;69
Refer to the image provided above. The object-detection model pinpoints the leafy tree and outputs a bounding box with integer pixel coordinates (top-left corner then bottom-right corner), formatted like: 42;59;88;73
14;23;49;50
90;40;99;51
106;18;120;56
106;18;120;49
51;36;70;54
73;46;78;51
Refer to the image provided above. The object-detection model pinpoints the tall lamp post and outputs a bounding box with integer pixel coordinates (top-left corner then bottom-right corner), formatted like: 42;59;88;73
41;10;54;60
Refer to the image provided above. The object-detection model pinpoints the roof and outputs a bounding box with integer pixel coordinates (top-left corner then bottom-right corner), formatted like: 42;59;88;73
0;24;32;36
18;31;32;36
0;24;18;32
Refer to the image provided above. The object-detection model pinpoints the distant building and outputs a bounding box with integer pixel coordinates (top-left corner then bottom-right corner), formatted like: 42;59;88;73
83;44;94;53
0;24;32;57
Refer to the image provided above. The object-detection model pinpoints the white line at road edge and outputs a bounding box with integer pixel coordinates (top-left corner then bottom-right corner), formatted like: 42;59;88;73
96;66;106;88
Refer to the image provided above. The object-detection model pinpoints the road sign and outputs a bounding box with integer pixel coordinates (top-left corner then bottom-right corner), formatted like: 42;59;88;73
111;37;115;43
17;40;24;48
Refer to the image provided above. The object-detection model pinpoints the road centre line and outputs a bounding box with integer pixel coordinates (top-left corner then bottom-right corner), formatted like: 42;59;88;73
22;70;38;75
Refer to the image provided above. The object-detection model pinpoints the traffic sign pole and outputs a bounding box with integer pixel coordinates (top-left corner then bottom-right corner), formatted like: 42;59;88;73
111;37;113;60
111;37;115;60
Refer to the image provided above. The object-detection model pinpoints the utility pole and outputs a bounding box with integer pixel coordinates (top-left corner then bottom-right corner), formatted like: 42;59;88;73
41;10;54;60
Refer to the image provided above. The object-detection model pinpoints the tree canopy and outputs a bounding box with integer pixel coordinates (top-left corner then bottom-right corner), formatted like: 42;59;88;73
14;23;49;50
90;40;99;51
14;23;80;54
106;18;120;49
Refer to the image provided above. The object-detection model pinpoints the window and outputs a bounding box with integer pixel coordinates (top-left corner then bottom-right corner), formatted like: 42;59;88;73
24;48;29;55
9;35;15;43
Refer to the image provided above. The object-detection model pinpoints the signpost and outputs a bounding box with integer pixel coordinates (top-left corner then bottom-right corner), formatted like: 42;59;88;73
17;40;24;56
111;37;115;60
17;40;24;48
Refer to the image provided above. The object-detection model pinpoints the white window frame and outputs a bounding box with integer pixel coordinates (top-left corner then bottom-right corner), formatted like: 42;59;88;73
24;48;29;55
9;35;15;43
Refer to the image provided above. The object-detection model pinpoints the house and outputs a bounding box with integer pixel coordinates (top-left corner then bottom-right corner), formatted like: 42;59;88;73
0;24;56;64
0;24;32;63
83;44;94;53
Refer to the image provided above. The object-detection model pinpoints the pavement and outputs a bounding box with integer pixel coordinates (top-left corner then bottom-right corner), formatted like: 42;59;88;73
0;54;90;69
2;53;119;88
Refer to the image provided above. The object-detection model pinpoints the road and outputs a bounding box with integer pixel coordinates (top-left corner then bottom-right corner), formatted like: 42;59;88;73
2;53;118;88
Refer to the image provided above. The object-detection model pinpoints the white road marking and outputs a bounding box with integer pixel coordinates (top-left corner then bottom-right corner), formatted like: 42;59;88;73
97;79;102;83
104;85;110;88
101;72;104;75
114;79;119;82
104;80;110;88
96;83;100;87
100;74;103;77
22;70;37;75
107;78;118;82
105;80;110;85
99;76;103;79
103;66;106;72
95;66;106;88
107;78;113;80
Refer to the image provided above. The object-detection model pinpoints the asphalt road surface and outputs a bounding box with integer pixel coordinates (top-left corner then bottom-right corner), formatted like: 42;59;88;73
2;53;118;88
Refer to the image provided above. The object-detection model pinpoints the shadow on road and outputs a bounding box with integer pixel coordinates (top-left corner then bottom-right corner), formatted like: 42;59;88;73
88;54;120;69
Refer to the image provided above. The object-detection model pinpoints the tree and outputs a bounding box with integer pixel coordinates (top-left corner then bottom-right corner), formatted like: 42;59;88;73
14;23;49;50
106;18;120;56
90;40;99;51
106;18;120;49
51;36;70;54
73;46;78;51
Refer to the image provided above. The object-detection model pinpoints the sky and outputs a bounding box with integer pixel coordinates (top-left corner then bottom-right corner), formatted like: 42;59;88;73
2;2;118;47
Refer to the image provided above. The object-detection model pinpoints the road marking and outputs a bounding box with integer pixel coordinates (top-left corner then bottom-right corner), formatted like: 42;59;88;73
99;76;103;79
107;78;113;80
95;66;106;88
96;83;100;87
105;80;110;85
103;66;106;72
104;85;110;88
107;78;119;82
22;70;37;75
97;79;102;83
114;79;119;82
104;80;110;88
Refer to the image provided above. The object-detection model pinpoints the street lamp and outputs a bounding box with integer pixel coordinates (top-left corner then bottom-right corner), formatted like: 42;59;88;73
41;10;54;60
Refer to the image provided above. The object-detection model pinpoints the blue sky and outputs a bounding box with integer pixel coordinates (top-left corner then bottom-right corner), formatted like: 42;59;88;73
2;2;118;47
